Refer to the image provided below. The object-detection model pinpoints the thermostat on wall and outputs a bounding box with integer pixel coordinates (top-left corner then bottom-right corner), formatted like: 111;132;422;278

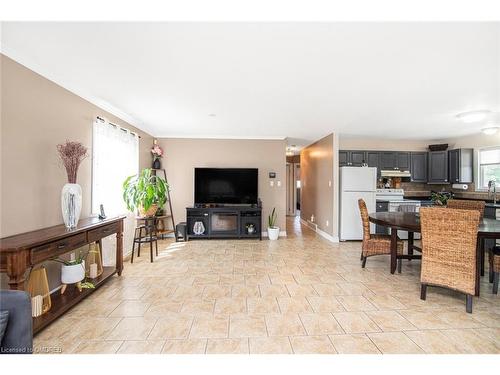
269;172;276;178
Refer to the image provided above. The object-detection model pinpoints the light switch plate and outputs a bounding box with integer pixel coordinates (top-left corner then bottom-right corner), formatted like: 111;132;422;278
277;181;281;187
270;181;274;187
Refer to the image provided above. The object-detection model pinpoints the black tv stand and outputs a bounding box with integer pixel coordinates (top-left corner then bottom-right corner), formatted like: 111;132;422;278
186;205;262;240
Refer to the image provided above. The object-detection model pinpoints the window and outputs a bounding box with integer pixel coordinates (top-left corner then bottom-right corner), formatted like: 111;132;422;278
92;119;139;215
478;147;500;190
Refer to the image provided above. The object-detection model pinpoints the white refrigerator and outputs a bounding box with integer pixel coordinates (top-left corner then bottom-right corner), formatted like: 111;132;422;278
340;167;377;240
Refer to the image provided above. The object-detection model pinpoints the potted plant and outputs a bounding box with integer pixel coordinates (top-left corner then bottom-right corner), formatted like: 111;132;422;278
123;168;169;217
267;207;280;240
431;191;453;206
52;250;95;294
246;223;256;235
151;142;163;169
56;140;88;229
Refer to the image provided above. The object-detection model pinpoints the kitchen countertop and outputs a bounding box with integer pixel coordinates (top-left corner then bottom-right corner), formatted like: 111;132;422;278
404;191;500;208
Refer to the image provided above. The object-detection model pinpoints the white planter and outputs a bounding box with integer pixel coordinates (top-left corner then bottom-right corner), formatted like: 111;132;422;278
61;262;85;284
61;183;82;229
268;227;280;240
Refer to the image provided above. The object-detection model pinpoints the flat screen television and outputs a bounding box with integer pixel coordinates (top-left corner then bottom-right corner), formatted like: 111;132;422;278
194;168;258;205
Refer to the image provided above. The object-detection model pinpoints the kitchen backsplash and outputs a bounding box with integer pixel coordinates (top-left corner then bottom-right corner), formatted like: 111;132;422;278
401;181;492;200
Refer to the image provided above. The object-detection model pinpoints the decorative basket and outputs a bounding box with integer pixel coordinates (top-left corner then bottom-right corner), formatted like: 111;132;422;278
85;242;103;279
139;204;158;217
26;267;51;317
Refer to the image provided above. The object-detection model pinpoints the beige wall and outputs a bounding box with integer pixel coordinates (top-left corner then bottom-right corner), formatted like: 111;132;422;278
300;134;335;237
1;54;154;288
443;132;500;149
157;138;287;233
339;136;434;151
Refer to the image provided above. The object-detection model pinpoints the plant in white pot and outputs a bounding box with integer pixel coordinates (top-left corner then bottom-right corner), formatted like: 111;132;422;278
123;168;169;217
267;207;280;240
53;251;94;294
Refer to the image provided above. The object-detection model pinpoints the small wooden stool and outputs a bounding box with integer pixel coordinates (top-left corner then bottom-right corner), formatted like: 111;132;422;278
175;222;187;242
131;221;158;263
489;246;500;294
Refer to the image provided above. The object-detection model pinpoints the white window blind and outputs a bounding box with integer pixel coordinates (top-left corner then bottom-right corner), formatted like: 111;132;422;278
478;147;500;190
92;119;139;215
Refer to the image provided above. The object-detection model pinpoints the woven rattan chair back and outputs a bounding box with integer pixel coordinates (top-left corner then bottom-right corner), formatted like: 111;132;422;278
447;199;485;220
358;199;371;242
420;207;480;296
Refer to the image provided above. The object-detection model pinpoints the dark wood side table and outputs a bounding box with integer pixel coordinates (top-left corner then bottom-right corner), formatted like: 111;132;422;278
0;216;125;334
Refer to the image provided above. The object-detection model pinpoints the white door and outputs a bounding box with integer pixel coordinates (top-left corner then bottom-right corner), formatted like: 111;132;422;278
340;191;376;240
341;167;376;192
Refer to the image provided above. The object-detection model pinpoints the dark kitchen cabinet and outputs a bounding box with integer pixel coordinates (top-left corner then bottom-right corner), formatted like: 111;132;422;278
396;152;411;171
339;151;349;166
428;151;449;184
410;152;428;182
379;152;398;170
366;152;380;175
339;150;366;166
448;148;473;184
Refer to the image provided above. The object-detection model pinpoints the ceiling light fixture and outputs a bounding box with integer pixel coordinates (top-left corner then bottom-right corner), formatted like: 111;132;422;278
481;126;499;135
456;110;491;123
286;145;296;156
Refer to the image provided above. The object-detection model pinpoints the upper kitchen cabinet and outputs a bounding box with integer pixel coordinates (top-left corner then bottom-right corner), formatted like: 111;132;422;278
410;152;428;182
448;148;473;184
366;151;380;168
379;152;398;170
396;152;410;171
428;150;449;184
339;150;366;166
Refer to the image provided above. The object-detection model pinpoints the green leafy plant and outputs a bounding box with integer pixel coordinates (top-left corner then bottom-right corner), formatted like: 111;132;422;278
51;248;94;289
431;191;452;206
268;207;278;228
122;168;169;213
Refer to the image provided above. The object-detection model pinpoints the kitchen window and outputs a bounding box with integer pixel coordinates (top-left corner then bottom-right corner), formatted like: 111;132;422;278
478;147;500;190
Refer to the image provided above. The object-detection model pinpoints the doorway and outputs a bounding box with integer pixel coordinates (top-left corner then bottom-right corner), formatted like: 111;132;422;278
286;159;301;216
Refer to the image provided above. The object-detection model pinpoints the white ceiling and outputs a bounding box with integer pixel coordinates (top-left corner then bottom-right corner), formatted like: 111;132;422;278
2;22;499;148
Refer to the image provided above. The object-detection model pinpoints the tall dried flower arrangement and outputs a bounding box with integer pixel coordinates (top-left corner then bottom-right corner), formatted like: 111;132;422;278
56;141;88;184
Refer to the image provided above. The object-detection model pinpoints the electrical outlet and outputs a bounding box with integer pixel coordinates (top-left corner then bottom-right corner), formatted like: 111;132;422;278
326;220;329;227
328;180;332;187
277;180;281;187
270;180;274;187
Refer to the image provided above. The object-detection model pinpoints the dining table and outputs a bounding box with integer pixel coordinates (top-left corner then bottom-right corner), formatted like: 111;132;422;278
369;211;500;296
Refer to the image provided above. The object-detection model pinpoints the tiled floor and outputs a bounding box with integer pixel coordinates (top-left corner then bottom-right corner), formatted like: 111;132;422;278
33;217;500;354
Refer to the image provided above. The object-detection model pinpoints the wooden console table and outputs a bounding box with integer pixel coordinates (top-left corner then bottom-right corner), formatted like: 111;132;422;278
0;216;125;333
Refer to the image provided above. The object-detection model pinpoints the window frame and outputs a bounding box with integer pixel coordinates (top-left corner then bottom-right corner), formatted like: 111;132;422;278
476;146;500;191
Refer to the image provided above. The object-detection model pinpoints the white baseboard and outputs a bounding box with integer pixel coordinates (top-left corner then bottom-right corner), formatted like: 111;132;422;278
262;231;287;237
300;218;339;243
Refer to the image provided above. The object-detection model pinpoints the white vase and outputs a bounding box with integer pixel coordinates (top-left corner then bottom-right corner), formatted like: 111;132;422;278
61;183;82;229
268;227;280;240
61;262;85;284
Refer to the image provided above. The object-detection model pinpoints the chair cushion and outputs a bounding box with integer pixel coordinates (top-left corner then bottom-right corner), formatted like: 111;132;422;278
0;310;9;345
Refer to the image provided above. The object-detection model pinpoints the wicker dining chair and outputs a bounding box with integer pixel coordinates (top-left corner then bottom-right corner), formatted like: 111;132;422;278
447;199;485;219
489;247;500;294
358;199;404;271
419;207;480;313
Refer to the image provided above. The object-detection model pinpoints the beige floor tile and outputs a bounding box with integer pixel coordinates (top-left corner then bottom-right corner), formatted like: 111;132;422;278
259;284;290;298
108;300;151;317
289;335;337;354
285;284;318;297
117;340;165;354
66;317;122;341
333;312;382;334
312;283;344;296
148;316;194;339
329;334;380;354
468;310;500;328
367;332;424;354
202;285;232;300
265;314;307;336
206;338;249;354
190;317;229;339
336;295;377;312
229;316;267;338
181;300;215;314
299;313;344;335
249;337;293;354
107;317;157;340
365;310;417;332
171;285;204;300
247;297;281;314
145;301;183;316
398;310;451;330
162;339;207;354
277;297;314;313
366;294;407;310
232;285;261;298
440;329;500;353
307;296;345;313
404;331;463;354
269;274;297;285
214;297;247;314
72;340;123;354
33;338;81;354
